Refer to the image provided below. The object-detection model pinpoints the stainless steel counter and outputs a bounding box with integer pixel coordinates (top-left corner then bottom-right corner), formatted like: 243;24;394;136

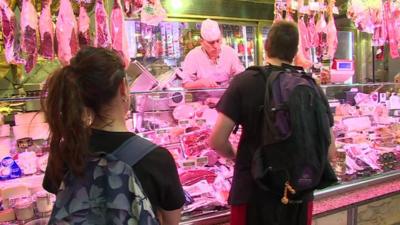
180;170;400;225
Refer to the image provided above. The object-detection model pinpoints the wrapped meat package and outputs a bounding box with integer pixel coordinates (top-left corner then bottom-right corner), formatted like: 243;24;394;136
179;169;217;186
180;128;211;157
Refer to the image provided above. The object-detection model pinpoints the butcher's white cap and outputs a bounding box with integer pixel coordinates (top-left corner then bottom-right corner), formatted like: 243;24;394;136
201;19;221;42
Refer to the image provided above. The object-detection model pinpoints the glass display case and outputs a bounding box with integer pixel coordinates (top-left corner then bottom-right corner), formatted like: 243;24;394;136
0;83;399;224
124;20;257;76
321;83;400;180
128;83;400;224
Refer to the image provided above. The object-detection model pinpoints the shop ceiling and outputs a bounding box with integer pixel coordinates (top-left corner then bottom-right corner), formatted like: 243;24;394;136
3;0;351;26
161;0;352;28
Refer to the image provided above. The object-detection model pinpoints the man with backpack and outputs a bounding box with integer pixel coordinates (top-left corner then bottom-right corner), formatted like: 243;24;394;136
209;21;337;225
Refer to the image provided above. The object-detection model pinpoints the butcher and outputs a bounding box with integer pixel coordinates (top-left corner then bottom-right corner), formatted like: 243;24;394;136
180;19;245;89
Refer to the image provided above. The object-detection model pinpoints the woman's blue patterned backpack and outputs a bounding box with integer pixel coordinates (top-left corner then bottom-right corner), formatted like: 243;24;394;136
48;136;159;225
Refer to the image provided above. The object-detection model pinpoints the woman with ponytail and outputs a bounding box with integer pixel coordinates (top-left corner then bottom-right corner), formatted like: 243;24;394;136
41;47;184;225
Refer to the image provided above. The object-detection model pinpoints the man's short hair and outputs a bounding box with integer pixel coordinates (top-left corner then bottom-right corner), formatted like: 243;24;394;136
265;21;299;62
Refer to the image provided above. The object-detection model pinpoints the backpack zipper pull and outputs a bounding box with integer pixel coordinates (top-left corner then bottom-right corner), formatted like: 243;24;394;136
286;182;296;194
281;181;296;205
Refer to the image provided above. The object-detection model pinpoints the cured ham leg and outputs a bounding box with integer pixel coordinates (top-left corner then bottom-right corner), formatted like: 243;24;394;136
94;0;111;48
308;14;318;48
326;0;338;59
372;9;386;47
56;0;79;65
383;1;399;58
21;0;38;73
78;2;90;47
315;12;328;59
294;0;312;68
39;0;54;59
298;15;311;60
111;0;130;66
0;0;25;65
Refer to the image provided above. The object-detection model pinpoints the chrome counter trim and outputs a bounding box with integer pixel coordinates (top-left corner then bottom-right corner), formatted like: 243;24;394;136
180;171;400;224
314;170;400;199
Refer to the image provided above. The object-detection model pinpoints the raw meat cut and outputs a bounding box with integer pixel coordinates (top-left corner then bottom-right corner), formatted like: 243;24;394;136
296;0;312;62
372;8;386;46
140;0;167;26
393;2;400;48
0;0;25;65
20;0;38;73
200;150;219;167
394;6;400;48
285;11;295;22
183;180;214;197
110;0;130;66
181;129;211;157
94;0;111;48
124;0;143;17
308;14;318;48
383;1;399;58
294;42;313;69
78;2;90;47
179;169;217;186
298;15;311;60
326;14;338;59
134;0;144;10
123;0;132;16
315;12;328;59
39;0;54;59
273;0;284;23
56;0;79;65
347;0;380;33
294;0;312;69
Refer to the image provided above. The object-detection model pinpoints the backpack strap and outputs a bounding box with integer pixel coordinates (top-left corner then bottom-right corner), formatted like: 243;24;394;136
264;70;282;110
112;135;158;166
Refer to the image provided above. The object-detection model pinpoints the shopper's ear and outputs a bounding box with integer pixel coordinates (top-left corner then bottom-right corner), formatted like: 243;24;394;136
119;79;129;98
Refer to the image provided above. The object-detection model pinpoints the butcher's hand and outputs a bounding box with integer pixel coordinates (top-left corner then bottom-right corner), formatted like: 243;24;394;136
205;97;220;108
197;78;218;88
183;78;218;89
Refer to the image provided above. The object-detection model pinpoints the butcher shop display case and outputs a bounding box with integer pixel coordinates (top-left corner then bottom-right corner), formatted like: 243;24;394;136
0;83;399;224
128;83;400;224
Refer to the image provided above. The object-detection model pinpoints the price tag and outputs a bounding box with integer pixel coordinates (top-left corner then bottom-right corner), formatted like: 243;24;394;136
379;93;387;103
196;156;208;167
182;160;196;169
179;120;190;128
195;119;207;126
156;128;169;135
151;93;161;100
390;109;400;117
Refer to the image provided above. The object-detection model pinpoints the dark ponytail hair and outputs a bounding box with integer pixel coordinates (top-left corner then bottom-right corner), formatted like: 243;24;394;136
41;47;126;185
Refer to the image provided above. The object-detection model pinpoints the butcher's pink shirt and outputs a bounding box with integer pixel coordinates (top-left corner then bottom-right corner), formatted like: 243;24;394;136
181;45;245;87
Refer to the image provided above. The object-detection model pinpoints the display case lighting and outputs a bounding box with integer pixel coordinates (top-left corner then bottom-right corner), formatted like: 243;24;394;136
168;0;184;11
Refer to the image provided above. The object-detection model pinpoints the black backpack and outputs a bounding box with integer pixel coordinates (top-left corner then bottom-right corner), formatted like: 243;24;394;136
249;64;337;204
